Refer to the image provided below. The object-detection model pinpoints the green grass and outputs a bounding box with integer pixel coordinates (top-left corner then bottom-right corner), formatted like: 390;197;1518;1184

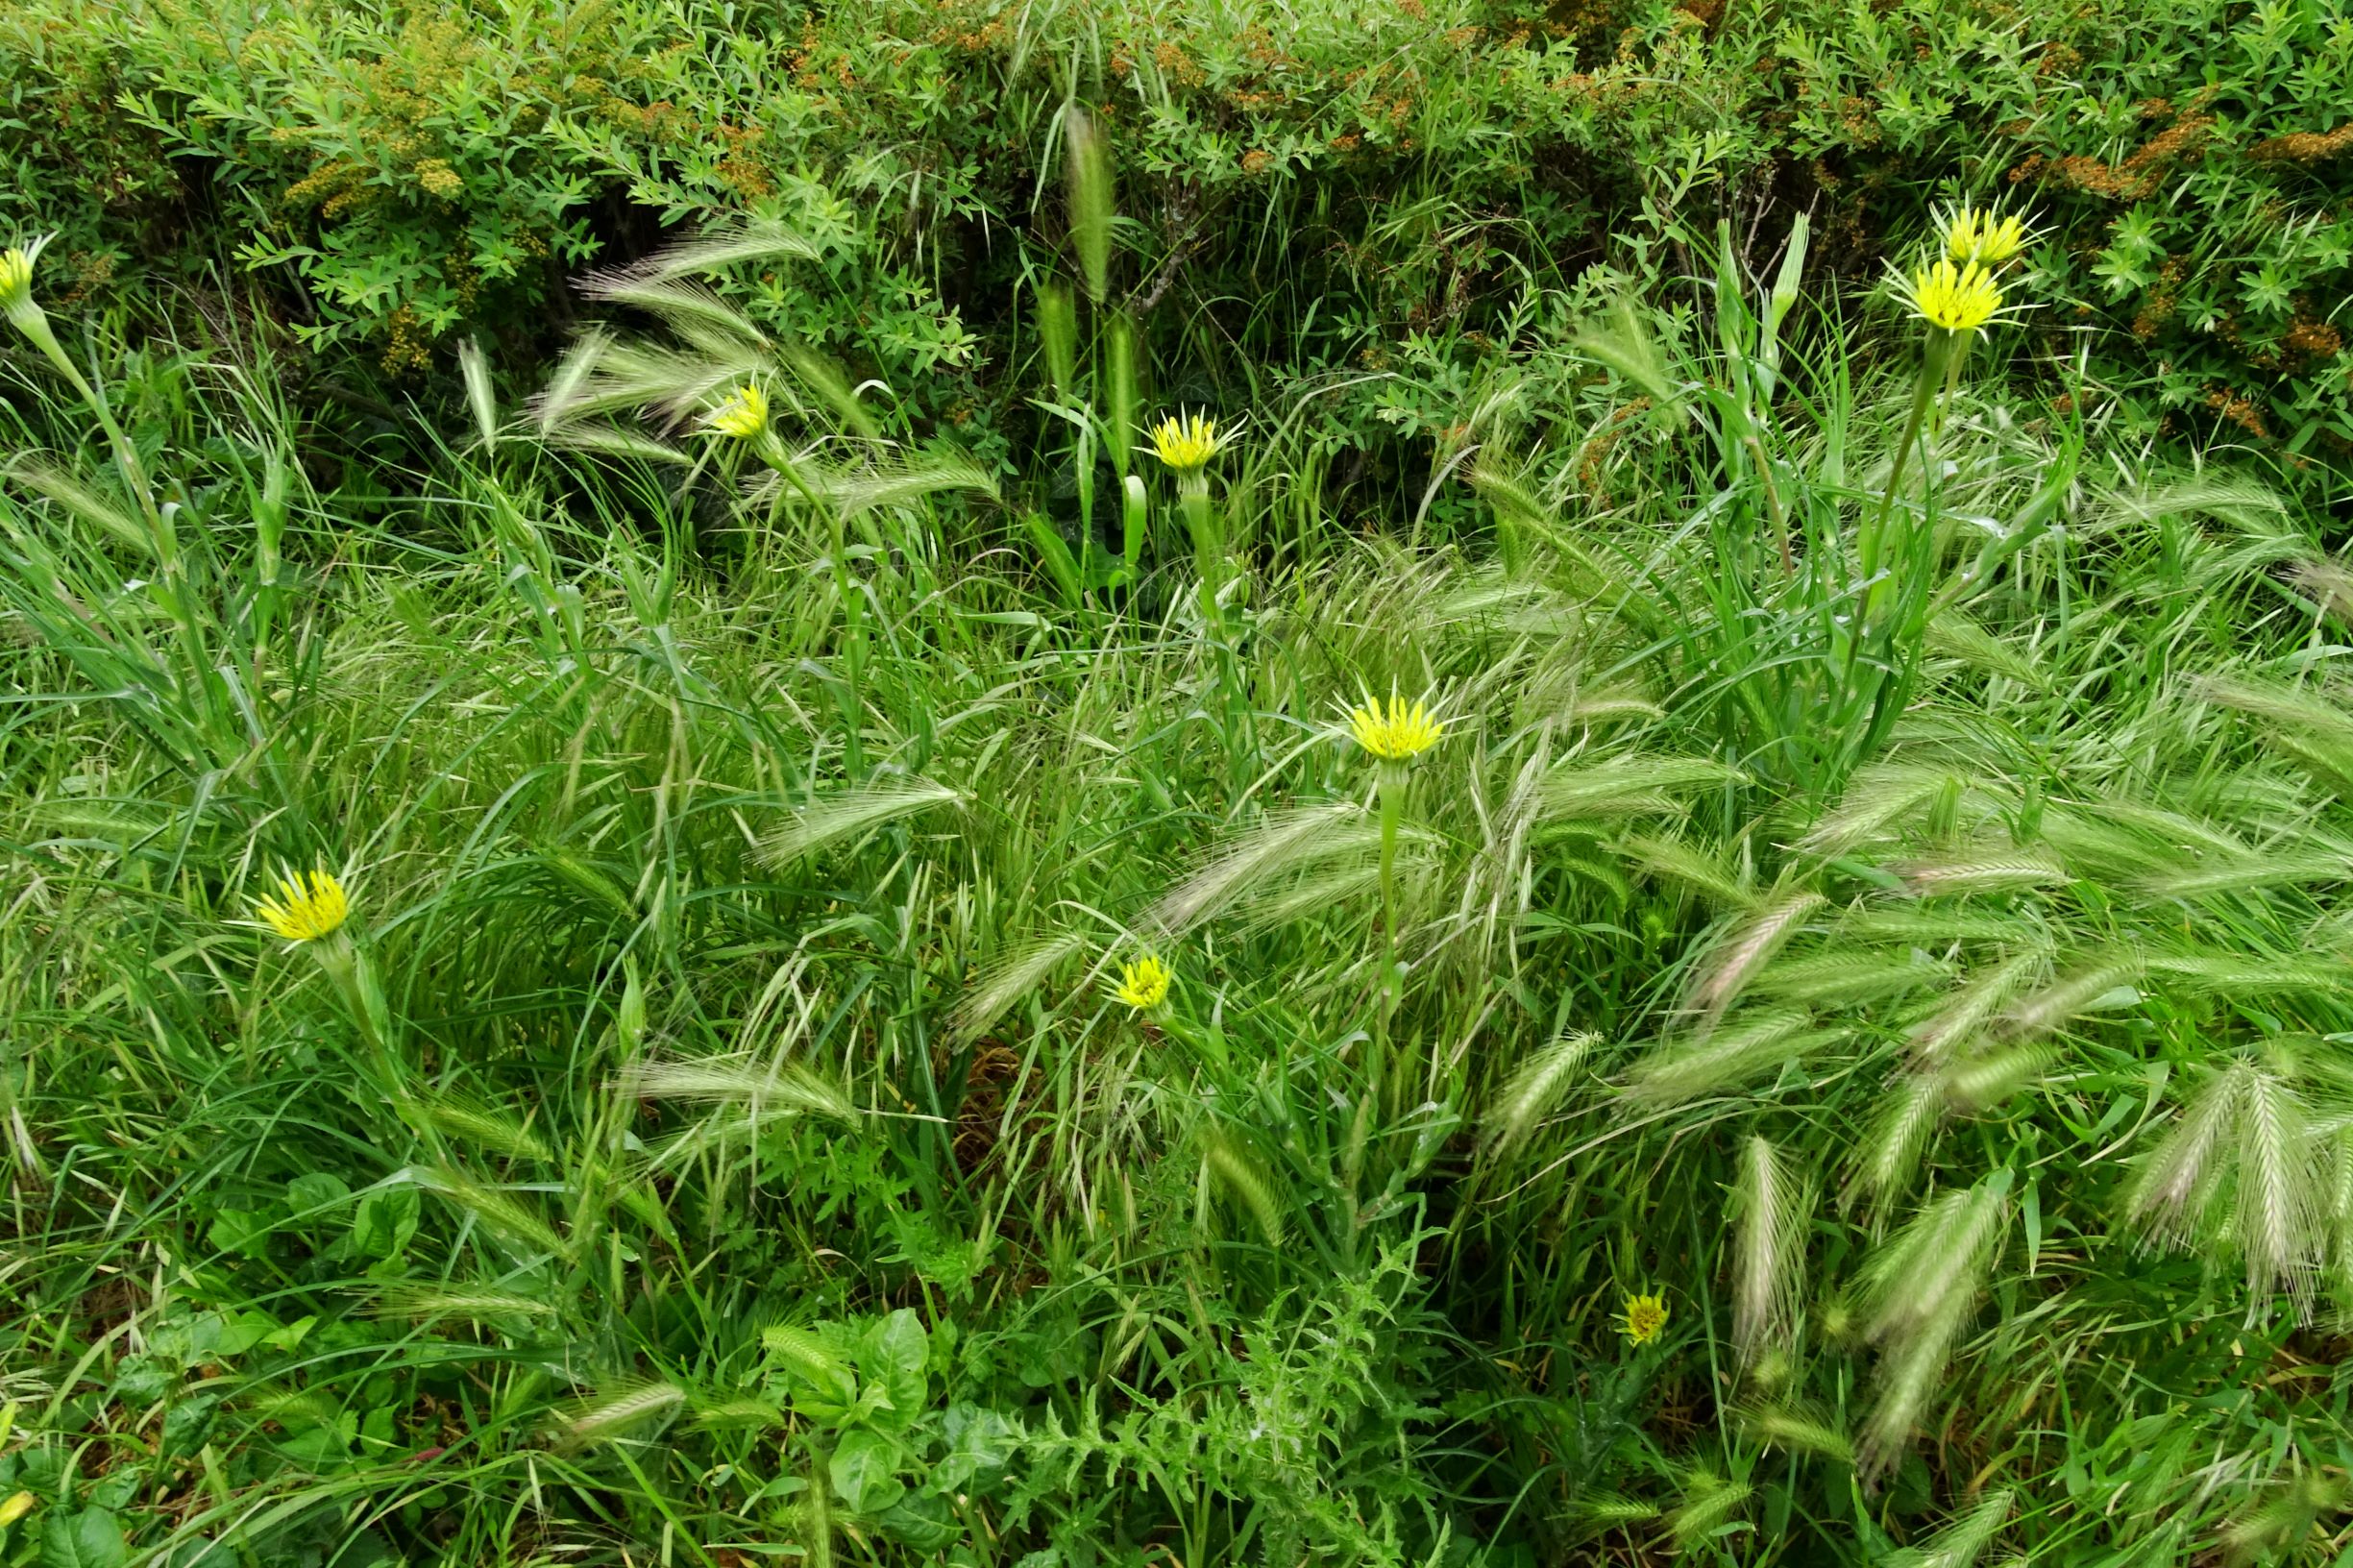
5;219;2353;1568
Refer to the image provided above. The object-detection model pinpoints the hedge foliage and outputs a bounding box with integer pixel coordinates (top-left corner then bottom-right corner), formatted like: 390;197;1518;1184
4;0;2350;471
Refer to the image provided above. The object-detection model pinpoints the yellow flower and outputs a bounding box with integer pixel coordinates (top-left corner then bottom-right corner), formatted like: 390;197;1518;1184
0;239;41;331
1943;206;2030;268
1901;258;2003;333
0;1491;32;1528
255;869;351;943
1147;411;1225;474
707;382;770;440
1621;1290;1669;1346
1112;954;1172;1010
0;248;32;317
1346;694;1444;762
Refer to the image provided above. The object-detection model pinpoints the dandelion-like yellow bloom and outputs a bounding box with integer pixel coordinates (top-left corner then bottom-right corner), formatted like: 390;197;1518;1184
1347;695;1444;762
1943;206;2029;268
1902;258;2003;333
1148;411;1225;474
0;249;32;317
254;869;351;943
707;382;770;440
1620;1290;1669;1346
0;1492;32;1529
1112;954;1172;1010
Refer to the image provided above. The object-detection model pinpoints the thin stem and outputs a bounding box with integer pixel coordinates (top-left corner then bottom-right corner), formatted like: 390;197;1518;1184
1371;757;1406;1116
1864;342;1943;575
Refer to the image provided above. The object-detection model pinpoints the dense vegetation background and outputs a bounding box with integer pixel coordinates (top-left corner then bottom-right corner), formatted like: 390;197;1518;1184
5;0;2351;478
4;0;2353;1565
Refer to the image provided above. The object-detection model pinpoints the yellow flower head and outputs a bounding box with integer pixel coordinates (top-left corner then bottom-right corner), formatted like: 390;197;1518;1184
1346;693;1444;763
1943;205;2030;268
707;382;770;441
0;237;47;333
1902;258;2003;333
1112;954;1172;1011
1148;411;1225;474
1621;1290;1669;1347
0;249;33;317
255;869;351;943
0;1491;32;1529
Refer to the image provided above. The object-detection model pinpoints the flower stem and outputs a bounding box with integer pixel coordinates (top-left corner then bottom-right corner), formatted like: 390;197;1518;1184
1865;338;1944;574
1181;472;1220;625
1371;757;1406;1112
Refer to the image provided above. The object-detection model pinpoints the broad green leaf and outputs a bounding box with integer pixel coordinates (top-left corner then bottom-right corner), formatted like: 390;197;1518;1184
41;1507;128;1568
286;1172;352;1219
206;1209;276;1260
829;1430;905;1514
866;1309;928;1417
352;1188;419;1262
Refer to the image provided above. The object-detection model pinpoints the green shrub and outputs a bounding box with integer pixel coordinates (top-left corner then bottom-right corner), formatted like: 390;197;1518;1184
6;0;2347;482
